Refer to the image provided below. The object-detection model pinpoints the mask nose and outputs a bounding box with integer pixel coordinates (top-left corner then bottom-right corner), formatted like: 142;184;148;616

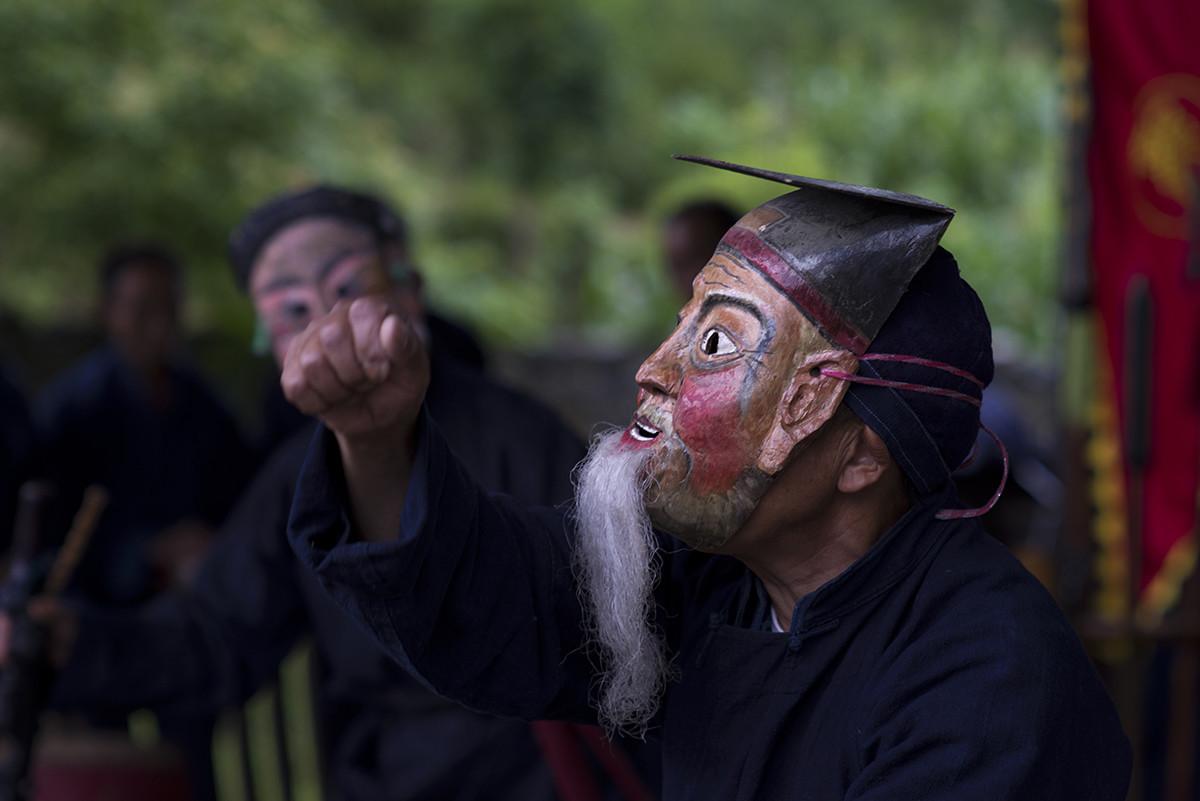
635;336;684;398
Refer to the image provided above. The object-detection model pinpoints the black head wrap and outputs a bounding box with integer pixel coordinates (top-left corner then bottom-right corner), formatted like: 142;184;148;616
842;247;994;496
228;185;407;290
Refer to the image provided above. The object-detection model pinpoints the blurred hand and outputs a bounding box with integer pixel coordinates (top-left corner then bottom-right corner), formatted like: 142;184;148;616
149;520;215;589
281;297;429;447
0;598;78;669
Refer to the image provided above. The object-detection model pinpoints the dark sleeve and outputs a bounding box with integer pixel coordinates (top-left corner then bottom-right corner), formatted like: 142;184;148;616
540;415;587;506
54;449;308;714
0;373;32;547
429;365;585;508
288;412;597;723
30;376;84;507
845;600;1132;800
192;382;256;526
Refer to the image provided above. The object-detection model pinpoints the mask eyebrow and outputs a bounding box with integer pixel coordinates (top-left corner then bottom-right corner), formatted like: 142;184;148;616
317;247;377;282
698;292;767;328
254;275;304;296
254;246;377;297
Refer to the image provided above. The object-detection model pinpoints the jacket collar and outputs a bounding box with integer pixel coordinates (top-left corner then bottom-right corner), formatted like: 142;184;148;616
730;484;960;643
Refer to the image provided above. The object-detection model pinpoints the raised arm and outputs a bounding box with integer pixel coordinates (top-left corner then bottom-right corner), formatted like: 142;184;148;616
281;297;429;544
281;297;597;722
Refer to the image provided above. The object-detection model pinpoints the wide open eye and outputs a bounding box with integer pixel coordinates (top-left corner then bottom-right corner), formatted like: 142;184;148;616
700;327;737;357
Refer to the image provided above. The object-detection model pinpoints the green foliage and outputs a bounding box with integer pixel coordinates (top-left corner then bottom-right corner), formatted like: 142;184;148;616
0;0;1062;352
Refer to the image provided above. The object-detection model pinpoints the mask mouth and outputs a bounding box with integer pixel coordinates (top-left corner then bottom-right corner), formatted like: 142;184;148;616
628;417;661;442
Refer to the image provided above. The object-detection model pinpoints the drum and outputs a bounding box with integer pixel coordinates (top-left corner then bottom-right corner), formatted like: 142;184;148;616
32;726;192;801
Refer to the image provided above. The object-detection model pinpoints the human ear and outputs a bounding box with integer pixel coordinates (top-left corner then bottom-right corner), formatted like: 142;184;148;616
757;349;857;474
837;422;892;494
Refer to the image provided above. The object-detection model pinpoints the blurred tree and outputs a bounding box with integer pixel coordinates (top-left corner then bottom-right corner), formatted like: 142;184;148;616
0;0;1062;352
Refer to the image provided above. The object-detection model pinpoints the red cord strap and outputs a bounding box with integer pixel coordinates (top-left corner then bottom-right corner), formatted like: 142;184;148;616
820;354;1008;520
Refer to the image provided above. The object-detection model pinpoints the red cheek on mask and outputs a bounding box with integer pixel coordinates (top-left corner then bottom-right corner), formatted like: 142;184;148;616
674;370;750;494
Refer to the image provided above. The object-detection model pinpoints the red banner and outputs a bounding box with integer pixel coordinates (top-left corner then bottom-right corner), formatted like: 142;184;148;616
1087;0;1200;614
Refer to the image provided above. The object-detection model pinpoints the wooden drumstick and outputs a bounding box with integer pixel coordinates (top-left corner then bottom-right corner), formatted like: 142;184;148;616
42;486;108;597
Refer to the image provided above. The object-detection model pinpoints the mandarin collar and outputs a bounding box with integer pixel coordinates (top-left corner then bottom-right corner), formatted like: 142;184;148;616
757;484;959;644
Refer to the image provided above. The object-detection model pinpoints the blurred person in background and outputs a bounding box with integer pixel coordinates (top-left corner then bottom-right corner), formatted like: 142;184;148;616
34;244;252;604
4;186;656;801
661;199;739;300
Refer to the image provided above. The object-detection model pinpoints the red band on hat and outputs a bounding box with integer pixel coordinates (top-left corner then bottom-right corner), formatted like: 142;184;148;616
720;226;871;354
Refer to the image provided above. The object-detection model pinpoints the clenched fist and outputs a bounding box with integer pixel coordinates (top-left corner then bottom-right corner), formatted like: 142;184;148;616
281;297;429;446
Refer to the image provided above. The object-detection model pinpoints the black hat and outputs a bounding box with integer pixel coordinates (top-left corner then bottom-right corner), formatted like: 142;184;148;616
675;155;953;354
677;155;991;495
228;185;407;290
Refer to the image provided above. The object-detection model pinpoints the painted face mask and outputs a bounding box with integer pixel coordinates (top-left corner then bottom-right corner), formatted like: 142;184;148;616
229;184;417;364
624;253;824;550
620;156;1000;551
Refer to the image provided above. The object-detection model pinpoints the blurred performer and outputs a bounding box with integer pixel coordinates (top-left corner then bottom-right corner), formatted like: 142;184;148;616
282;157;1131;800
662;199;739;300
9;187;647;801
254;226;488;455
34;245;251;604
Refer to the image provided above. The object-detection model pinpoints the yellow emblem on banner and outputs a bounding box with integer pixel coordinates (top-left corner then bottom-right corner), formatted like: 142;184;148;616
1127;73;1200;239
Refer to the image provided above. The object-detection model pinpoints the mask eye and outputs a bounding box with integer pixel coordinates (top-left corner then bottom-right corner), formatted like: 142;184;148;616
700;327;736;357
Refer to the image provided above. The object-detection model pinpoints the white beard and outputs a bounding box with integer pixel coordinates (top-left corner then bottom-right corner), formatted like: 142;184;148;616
573;430;671;736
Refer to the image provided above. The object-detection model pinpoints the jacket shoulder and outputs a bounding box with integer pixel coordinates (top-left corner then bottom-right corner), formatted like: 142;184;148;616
35;349;119;423
851;521;1130;796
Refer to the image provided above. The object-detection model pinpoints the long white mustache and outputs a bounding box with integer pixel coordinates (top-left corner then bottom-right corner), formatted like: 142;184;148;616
573;430;671;737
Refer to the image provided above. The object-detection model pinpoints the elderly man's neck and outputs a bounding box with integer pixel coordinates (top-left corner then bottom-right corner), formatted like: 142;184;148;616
731;474;910;631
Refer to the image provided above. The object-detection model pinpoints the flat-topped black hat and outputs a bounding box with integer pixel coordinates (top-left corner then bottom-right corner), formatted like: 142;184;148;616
675;154;954;355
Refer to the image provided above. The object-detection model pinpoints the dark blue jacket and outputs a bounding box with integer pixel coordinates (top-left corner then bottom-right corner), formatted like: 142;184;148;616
289;412;1132;801
0;367;32;546
54;360;589;801
34;347;252;605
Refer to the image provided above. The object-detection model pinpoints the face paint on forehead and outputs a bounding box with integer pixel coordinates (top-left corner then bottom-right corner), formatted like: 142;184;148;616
251;218;378;295
322;251;392;298
691;252;748;294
